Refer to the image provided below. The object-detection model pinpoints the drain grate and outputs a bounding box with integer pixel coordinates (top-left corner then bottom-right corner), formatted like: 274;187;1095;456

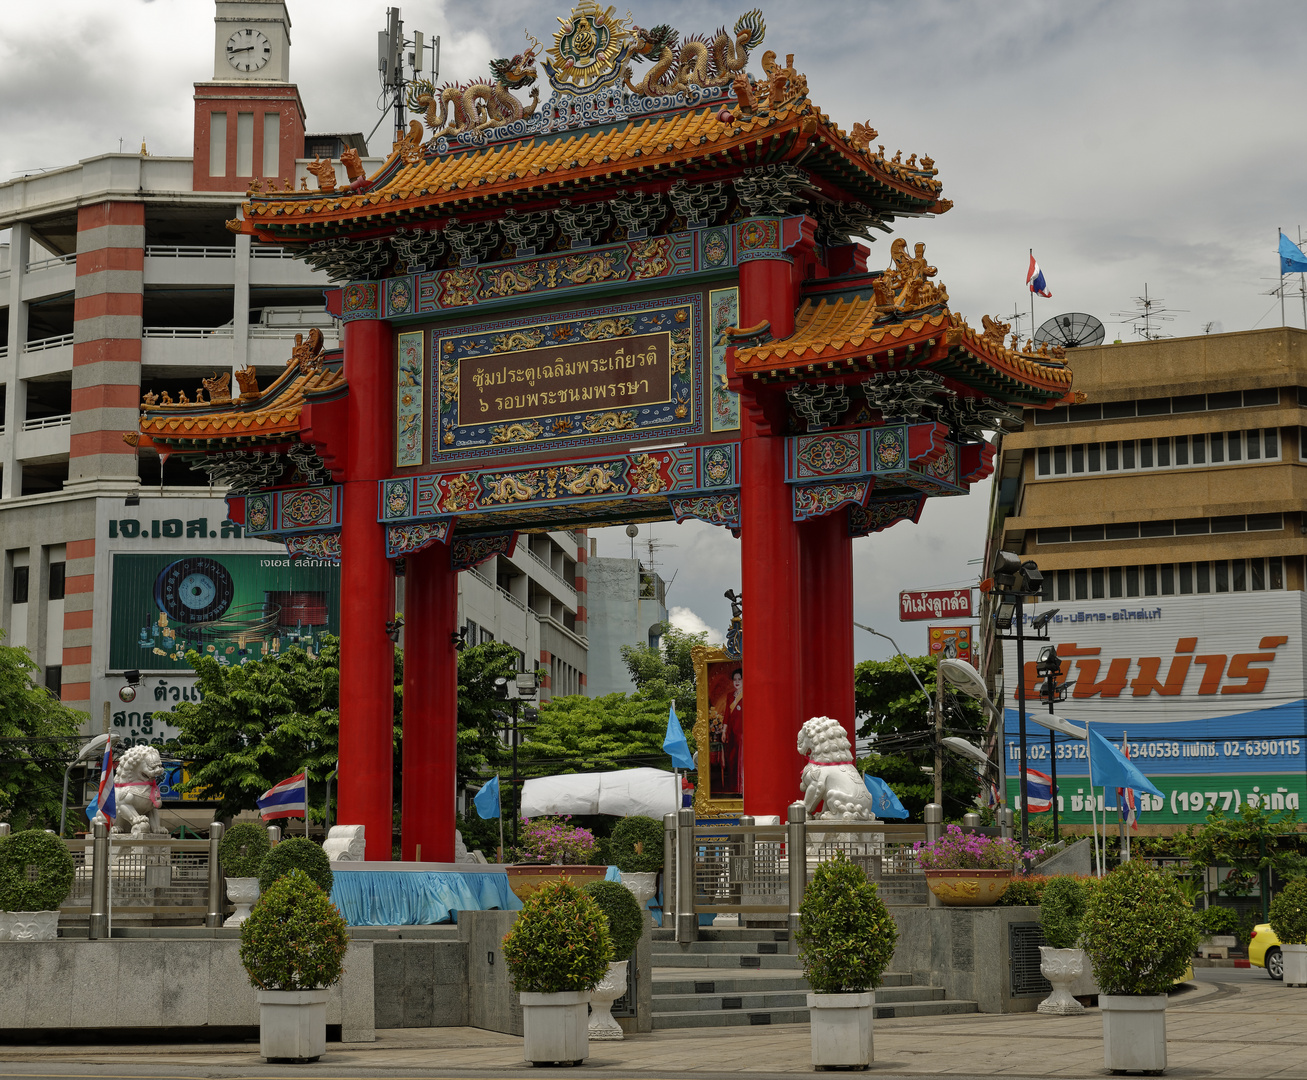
694;981;715;994
722;997;742;1009
740;955;761;968
756;942;779;954
748;1013;771;1025
875;1006;895;1019
1009;922;1052;997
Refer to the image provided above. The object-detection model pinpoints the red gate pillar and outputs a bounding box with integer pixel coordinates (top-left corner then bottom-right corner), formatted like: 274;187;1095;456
797;513;856;745
738;254;802;820
339;317;395;861
401;541;459;862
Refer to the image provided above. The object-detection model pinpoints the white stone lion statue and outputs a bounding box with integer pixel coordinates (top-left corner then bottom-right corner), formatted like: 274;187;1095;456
797;716;878;821
97;745;168;837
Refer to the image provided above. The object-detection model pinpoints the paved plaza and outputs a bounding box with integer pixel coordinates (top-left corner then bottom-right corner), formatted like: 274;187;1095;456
0;972;1299;1079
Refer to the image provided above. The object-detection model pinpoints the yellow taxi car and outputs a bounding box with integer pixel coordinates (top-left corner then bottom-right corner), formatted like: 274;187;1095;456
1248;923;1283;980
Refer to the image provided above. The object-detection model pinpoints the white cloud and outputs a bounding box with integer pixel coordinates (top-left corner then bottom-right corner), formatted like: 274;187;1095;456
668;606;724;645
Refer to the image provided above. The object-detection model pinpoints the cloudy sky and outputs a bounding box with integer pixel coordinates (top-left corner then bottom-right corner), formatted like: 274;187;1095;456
3;0;1304;660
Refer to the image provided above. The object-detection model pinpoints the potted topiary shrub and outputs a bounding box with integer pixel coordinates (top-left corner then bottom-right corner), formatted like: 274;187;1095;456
582;879;646;1041
0;828;75;940
502;878;612;1066
1081;859;1202;1074
506;816;604;901
240;867;350;1063
1196;904;1239;959
1037;876;1090;1015
219;821;271;927
796;851;899;1069
610;814;664;912
258;836;334;896
1268;877;1307;986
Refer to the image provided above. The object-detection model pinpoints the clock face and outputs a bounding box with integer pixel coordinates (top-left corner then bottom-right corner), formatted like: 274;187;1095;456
226;27;271;72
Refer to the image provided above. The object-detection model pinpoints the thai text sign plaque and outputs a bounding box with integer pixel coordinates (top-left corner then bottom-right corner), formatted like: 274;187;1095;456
900;589;973;621
458;332;671;425
433;295;700;459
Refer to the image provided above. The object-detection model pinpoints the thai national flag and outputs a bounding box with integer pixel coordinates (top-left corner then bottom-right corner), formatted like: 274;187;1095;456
1027;252;1052;297
96;741;117;825
1024;768;1055;812
1118;735;1138;830
257;772;307;820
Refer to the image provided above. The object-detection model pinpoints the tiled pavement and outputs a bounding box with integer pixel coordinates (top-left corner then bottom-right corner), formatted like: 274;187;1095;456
0;976;1302;1077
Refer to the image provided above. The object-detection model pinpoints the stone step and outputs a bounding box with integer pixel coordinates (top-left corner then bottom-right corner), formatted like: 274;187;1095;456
651;984;943;1014
652;927;791;943
651;951;803;970
652;939;795;955
651;971;914;995
650;997;979;1029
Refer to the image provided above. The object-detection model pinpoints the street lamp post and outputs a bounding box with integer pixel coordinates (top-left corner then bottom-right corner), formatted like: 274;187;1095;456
1035;641;1068;842
495;670;539;850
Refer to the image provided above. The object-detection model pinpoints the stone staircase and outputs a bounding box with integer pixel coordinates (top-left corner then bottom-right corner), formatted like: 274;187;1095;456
650;927;977;1029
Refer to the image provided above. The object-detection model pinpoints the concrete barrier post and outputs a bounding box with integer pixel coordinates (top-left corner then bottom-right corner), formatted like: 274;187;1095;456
786;801;806;935
88;820;109;940
999;807;1014;840
206;821;225;928
267;825;281;846
675;808;697;943
924;803;943;908
662;812;676;925
0;823;10;838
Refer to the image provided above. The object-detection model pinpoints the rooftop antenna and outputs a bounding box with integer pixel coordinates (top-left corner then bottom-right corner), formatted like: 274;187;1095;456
373;7;440;146
1003;303;1027;344
1110;284;1185;341
643;529;677;576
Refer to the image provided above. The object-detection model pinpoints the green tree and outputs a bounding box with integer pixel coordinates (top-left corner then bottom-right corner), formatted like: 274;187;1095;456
855;654;986;821
454;641;518;787
519;693;682;778
0;632;85;830
619;622;705;726
1178;803;1307;920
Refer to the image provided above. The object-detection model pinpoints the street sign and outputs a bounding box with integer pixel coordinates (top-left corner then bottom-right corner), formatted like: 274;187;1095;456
900;589;972;621
929;625;973;664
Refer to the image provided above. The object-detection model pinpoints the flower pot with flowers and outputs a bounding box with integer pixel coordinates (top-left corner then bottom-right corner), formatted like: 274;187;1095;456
502;879;613;1066
1081;859;1202;1075
506;816;605;901
914;824;1025;906
1268;877;1307;987
798;851;899;1069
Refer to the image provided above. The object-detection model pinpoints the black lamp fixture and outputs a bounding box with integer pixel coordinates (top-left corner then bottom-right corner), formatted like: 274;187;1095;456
385;616;404;643
118;669;142;703
1031;607;1060;632
450;626;469;650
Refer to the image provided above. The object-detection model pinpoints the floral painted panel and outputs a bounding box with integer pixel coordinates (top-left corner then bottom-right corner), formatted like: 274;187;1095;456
396;330;424;467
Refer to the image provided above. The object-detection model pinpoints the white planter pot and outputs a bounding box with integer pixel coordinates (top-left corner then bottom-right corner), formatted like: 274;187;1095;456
807;991;874;1069
1100;994;1168;1074
224;877;261;927
0;911;60;941
1283;943;1307;987
620;871;658;908
588;960;628;1040
520;990;590;1066
256;989;329;1063
1037;947;1086;1015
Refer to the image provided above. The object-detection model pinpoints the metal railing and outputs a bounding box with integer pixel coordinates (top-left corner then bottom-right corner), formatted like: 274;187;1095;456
22;414;70;431
143;326;233;339
145;245;236;258
26;253;77;272
663;801;1008;942
24;333;74;352
249;327;340;342
250;247;299;259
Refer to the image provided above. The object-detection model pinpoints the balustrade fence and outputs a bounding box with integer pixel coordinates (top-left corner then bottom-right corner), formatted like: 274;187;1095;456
661;802;1013;943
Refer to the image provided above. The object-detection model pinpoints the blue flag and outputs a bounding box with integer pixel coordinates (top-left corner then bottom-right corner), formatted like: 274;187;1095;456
1087;727;1163;798
473;775;500;820
863;774;909;819
1280;233;1307;274
663;702;695;770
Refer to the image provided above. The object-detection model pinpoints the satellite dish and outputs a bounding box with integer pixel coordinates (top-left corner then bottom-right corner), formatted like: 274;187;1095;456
625;525;640;538
1027;712;1088;740
1035;312;1106;349
942;736;990;767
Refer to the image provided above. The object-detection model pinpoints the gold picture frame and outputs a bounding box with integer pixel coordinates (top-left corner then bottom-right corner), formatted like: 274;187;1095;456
691;644;744;817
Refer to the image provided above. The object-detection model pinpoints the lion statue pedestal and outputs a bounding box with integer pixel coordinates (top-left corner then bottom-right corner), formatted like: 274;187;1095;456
796;716;884;879
97;745;171;839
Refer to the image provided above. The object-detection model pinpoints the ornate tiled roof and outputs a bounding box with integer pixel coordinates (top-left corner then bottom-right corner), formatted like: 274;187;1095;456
132;334;345;453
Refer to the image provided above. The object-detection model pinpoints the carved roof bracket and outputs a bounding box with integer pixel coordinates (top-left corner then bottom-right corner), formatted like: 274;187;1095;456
861;369;952;423
609;190;668;240
732;164;811;218
785;382;850;432
552;198;612;248
813;199;889;247
299;238;389;283
189;451;285;494
444;217;501;265
937;395;1023;442
286;442;331;486
668;180;728;229
499;208;556;256
389;227;446;272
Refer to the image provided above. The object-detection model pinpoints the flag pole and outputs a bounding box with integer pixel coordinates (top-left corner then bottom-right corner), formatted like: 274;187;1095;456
1281;229;1287;327
496;773;504;864
1029;249;1035;342
671;698;679;817
1086;724;1101;877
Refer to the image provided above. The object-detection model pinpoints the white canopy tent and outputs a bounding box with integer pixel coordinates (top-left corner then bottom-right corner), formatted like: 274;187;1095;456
520;767;679;819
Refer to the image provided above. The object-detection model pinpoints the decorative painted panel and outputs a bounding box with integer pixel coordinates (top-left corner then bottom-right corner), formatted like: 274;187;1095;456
792;431;862;479
452;533;517;572
849;495;927;538
708;286;740;433
284;531;342;562
243;485;343;537
396;330;425;467
670;492;740;529
433;295;702;460
386;520;452;559
793;480;870;521
339;282;379;322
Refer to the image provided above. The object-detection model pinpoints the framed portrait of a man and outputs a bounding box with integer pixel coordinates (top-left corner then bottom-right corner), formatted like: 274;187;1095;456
692;644;745;815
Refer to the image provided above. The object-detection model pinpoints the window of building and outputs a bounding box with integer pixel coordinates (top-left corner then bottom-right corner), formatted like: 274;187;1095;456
1035;389;1283;424
1038;514;1280;544
12;566;29;605
209;111;227;176
1035;429;1280;478
44;666;61;697
479;628;495;644
48;562;65;601
1059;558;1287;600
262;112;280;176
236;112;254;175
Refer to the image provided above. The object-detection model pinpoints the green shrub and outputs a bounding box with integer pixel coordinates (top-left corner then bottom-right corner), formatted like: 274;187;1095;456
797;852;898;994
998;874;1049;907
1039;877;1090;949
583;879;645;958
1268;878;1307;945
609;816;664;874
239;868;349;990
258;837;334;895
1081;859;1201;995
219;822;271;879
502;879;612;993
0;829;75;911
1236;907;1262;947
1198;905;1240;939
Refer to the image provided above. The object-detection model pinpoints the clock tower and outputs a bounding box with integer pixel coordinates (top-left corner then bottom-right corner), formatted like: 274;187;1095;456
193;0;306;193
